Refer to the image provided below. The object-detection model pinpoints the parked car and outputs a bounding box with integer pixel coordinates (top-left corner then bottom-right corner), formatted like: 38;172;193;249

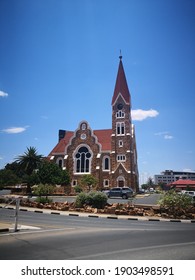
138;188;145;194
181;190;195;200
106;187;133;199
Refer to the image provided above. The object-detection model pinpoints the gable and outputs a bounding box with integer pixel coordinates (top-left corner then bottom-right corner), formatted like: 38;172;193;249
48;128;112;156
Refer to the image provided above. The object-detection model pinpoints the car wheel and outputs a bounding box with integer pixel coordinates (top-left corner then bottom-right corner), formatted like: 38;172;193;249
122;194;127;199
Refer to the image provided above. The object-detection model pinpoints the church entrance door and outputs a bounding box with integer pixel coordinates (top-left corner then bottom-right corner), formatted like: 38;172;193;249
118;180;124;187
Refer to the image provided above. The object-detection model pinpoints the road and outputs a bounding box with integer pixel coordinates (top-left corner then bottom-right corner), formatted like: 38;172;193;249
30;193;161;205
0;189;161;205
0;208;195;260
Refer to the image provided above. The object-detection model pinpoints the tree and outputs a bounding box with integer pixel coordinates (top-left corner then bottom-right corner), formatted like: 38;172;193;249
147;177;154;188
15;146;43;176
5;161;25;178
141;184;148;190
37;161;70;186
80;174;98;191
0;169;20;188
15;147;43;193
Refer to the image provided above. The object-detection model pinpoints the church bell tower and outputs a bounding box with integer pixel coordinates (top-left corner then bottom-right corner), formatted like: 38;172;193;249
110;55;138;191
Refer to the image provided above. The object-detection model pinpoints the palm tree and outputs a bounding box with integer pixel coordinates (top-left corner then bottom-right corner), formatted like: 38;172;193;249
15;147;43;193
16;146;43;175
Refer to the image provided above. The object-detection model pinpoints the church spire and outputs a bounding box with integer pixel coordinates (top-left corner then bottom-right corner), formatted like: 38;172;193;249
111;55;131;105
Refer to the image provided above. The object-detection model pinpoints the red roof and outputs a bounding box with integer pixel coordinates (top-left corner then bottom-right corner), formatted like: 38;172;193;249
49;131;73;154
49;129;112;155
171;179;195;186
93;129;112;151
112;58;130;105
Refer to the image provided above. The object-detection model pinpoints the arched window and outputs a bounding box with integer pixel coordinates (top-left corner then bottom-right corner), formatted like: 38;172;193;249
75;146;92;173
81;123;86;130
56;157;63;169
116;122;125;135
116;110;125;118
58;159;62;168
103;156;110;171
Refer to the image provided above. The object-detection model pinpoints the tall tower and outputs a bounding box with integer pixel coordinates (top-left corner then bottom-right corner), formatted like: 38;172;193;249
111;55;138;191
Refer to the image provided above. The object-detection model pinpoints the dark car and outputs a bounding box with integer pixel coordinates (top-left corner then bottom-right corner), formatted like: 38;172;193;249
106;187;133;199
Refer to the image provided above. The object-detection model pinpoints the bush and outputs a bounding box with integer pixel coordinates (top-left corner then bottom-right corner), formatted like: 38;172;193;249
35;196;52;204
75;191;108;209
33;183;55;197
158;190;193;214
75;192;88;208
87;192;108;209
74;185;83;193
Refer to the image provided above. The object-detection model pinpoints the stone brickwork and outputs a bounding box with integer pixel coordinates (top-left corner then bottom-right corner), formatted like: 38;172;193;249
48;57;139;192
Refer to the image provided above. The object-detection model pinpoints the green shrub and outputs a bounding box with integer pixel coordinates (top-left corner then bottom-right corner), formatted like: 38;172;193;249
75;191;107;209
75;192;88;208
87;192;108;209
35;196;52;204
158;190;193;213
74;185;83;193
33;183;55;197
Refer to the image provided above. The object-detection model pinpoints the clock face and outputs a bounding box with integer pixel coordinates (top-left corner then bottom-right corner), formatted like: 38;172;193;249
81;133;86;140
117;103;123;110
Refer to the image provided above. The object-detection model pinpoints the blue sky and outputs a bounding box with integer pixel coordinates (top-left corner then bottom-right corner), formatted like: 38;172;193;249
0;0;194;184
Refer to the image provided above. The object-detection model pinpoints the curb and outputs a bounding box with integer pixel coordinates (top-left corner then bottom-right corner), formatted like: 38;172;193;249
1;205;195;225
0;227;9;233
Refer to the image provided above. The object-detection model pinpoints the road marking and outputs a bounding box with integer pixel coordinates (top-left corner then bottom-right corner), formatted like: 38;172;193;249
9;224;41;230
0;227;76;236
73;241;195;259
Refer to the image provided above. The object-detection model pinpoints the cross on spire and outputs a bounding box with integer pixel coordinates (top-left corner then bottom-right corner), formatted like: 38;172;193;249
119;49;122;60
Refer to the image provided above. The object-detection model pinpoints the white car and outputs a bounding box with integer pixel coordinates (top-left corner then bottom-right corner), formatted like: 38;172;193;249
181;190;195;197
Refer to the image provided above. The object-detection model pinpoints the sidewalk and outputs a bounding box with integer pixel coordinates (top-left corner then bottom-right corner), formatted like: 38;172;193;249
0;222;10;232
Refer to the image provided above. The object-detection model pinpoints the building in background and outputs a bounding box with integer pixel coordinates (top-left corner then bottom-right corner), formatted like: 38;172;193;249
154;170;195;185
48;56;139;191
170;179;195;191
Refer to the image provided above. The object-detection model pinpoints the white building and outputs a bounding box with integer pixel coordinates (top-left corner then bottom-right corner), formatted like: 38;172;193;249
154;170;195;185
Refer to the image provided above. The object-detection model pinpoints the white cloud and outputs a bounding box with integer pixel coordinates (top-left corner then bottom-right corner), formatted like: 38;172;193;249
1;126;29;134
164;135;173;140
155;131;173;140
0;90;8;97
154;131;169;136
131;109;159;121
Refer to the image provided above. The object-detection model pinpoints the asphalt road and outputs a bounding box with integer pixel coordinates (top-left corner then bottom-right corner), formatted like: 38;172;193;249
31;193;161;205
0;208;195;260
0;189;161;205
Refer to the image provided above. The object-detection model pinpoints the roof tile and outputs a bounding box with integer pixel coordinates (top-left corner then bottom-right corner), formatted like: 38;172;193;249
48;129;112;156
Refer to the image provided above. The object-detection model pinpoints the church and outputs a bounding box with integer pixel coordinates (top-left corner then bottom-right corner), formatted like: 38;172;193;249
48;56;139;192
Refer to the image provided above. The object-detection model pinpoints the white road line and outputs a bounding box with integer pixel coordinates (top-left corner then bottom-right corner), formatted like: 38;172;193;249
73;241;195;259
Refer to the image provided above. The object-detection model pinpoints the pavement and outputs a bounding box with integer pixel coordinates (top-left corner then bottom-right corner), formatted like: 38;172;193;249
1;202;195;233
0;222;10;232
